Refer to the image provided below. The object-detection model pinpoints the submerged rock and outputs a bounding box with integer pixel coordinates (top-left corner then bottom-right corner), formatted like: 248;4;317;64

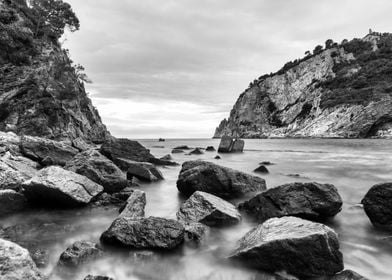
65;149;128;194
0;190;27;216
206;146;216;151
22;166;103;207
229;216;343;278
254;165;269;174
362;182;392;229
240;182;342;222
188;148;203;155
174;145;191;150
177;191;241;226
119;189;146;218
171;149;184;154
57;241;103;268
101;217;184;250
126;160;163;182
218;136;244;153
259;161;274;165
0;238;44;280
177;160;266;198
214;155;221;159
31;249;50;268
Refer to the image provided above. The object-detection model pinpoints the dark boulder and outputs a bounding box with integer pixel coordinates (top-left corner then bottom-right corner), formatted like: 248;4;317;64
229;216;344;278
254;165;269;174
240;182;342;222
65;149;128;194
57;241;103;268
0;190;27;216
188;148;203;155
22;166;104;207
330;270;369;280
119;189;146;218
259;161;274;165
214;155;221;159
101;216;184;250
177;191;241;226
361;182;392;229
126;160;163;182
171;149;184;154
206;146;216;151
177;160;266;198
174;145;191;150
218;136;244;153
160;154;172;161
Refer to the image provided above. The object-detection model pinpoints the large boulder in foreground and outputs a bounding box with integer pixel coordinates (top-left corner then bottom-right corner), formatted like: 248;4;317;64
65;149;128;193
229;216;343;278
0;238;44;280
0;190;27;216
119;189;146;218
125;160;163;182
101;217;184;250
22;166;103;207
240;182;342;222
361;182;392;229
177;160;266;198
57;241;103;268
177;191;241;226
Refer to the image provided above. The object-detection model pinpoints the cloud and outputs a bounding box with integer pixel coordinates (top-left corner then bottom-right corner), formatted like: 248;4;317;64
64;0;392;138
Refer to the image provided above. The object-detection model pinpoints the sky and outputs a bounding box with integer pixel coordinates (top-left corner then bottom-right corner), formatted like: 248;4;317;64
64;0;392;139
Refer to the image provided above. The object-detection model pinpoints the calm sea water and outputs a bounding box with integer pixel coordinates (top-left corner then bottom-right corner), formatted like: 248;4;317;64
1;139;392;279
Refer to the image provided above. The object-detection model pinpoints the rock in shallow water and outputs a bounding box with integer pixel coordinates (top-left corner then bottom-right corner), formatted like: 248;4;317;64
22;166;104;207
0;190;27;216
101;217;184;250
177;191;241;226
84;275;114;280
57;241;103;268
229;216;343;278
218;136;244;153
177;160;266;198
119;189;146;218
240;182;342;222
254;165;269;174
330;270;369;280
125;160;163;182
183;222;209;243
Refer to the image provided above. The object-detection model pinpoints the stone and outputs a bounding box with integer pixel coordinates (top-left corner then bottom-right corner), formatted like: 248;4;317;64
72;137;90;152
0;238;44;280
254;165;269;173
84;275;114;280
0;131;21;155
214;155;221;159
57;241;103;268
0;190;27;216
158;138;165;142
183;222;209;243
101;217;184;250
206;146;216;151
177;191;241;226
22;166;104;207
229;216;344;278
65;149;128;194
240;182;342;222
126;160;163;182
361;182;392;229
177;160;266;198
119;189;146;218
174;145;191;150
160;154;172;161
20;135;79;166
171;149;184;154
217;136;244;153
329;270;369;280
188;148;203;155
260;161;274;165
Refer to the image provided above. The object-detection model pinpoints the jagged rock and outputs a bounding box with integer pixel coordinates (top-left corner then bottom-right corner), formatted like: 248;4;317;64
206;146;216;151
57;241;103;268
101;217;184;250
330;270;369;280
171;149;184;154
0;190;27;216
22;166;103;207
183;222;209;243
0;238;44;280
254;165;269;173
177;160;266;198
177;191;241;226
229;216;343;278
361;182;392;229
84;275;114;280
72;137;90;152
240;182;342;222
20;135;78;166
217;136;244;153
65;149;128;194
126;160;163;182
119;189;146;218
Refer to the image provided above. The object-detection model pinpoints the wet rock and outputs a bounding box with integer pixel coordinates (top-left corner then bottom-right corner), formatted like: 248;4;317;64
177;191;241;226
22;166;104;207
0;238;44;280
31;249;50;268
158;138;165;142
160;154;172;161
188;148;203;155
330;270;369;280
171;149;184;154
0;190;27;216
119;189;146;218
65;149;128;194
218;136;244;153
174;145;191;150
206;146;216;151
183;222;209;243
240;182;342;222
84;275;114;280
214;155;221;159
72;137;90;152
254;165;269;174
58;241;103;268
229;216;343;278
20;135;79;166
126;160;163;182
361;182;392;229
260;161;274;165
177;160;266;198
101;216;185;250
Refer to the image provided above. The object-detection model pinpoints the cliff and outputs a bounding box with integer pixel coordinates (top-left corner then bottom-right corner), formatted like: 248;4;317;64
0;0;109;143
214;32;392;138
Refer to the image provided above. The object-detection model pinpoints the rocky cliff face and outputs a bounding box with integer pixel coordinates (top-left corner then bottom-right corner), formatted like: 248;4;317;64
0;0;109;143
214;32;392;138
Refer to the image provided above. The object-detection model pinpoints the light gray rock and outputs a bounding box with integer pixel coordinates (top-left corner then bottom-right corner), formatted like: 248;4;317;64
229;216;343;278
119;189;146;218
177;191;241;226
57;241;103;268
125;160;163;182
22;166;103;207
0;190;27;216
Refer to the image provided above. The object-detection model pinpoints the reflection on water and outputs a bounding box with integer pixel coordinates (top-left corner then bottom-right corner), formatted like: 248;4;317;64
1;139;392;279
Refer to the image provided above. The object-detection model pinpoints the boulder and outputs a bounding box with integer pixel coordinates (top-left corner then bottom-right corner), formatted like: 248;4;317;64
177;160;266;198
361;182;392;229
188;148;203;155
22;166;104;207
65;149;128;194
57;241;103;268
229;216;344;278
183;222;209;243
330;270;369;280
171;149;184;154
84;275;114;280
177;191;241;226
71;137;90;152
254;165;269;174
259;161;274;165
0;131;21;155
126;160;163;182
0;238;44;280
214;155;221;159
20;135;78;166
174;145;191;150
206;146;216;151
160;154;172;161
0;190;27;216
119;189;146;218
101;216;184;250
240;182;342;222
218;136;244;153
129;250;157;263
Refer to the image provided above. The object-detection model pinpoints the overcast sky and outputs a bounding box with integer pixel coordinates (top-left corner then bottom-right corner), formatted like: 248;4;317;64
64;0;392;139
